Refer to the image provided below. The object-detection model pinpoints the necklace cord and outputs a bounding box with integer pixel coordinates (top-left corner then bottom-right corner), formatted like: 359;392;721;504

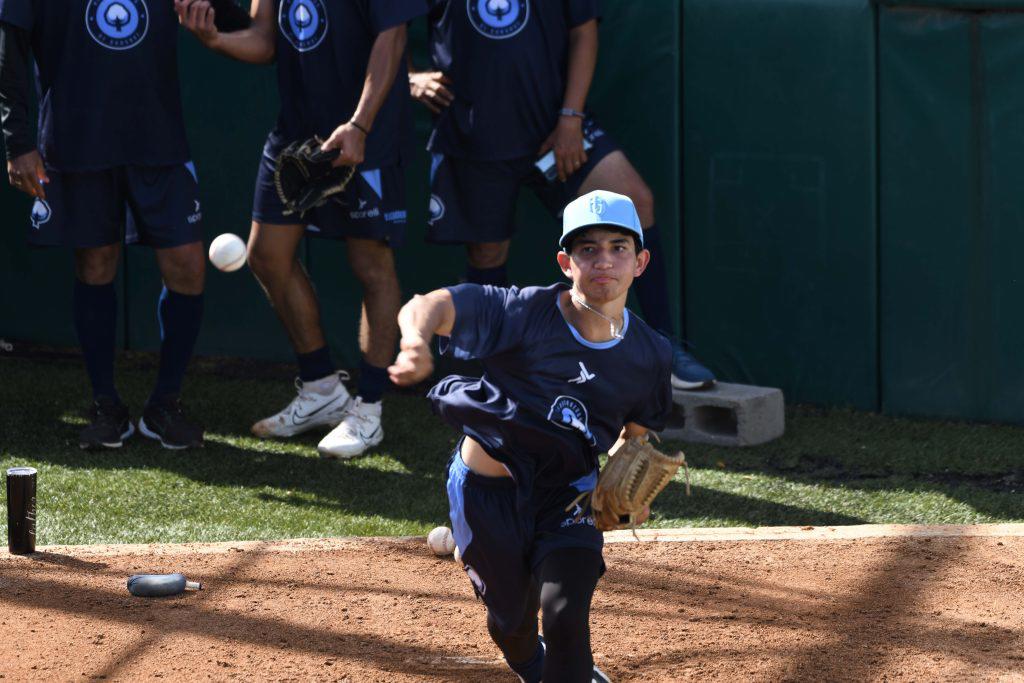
570;289;624;340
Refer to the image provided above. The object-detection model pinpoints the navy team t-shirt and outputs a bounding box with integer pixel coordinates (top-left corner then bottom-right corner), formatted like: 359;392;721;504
0;0;190;170
268;0;427;167
426;0;600;161
428;282;672;490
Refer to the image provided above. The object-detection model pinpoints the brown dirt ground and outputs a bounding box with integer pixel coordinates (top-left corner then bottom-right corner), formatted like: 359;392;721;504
1;526;1022;682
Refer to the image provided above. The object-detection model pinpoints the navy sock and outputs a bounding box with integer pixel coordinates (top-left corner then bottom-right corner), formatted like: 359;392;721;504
507;639;544;683
296;346;335;383
634;225;675;335
72;280;119;402
151;287;203;402
465;264;508;287
357;358;388;403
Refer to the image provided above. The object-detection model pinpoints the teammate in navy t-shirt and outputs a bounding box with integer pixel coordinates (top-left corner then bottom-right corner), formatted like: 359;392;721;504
389;191;673;682
410;0;717;392
0;0;212;449
177;0;426;458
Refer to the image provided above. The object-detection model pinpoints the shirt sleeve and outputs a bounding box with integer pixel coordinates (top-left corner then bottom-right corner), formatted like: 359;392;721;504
626;337;673;432
565;0;599;28
0;0;31;31
437;284;529;361
366;0;429;34
0;21;34;161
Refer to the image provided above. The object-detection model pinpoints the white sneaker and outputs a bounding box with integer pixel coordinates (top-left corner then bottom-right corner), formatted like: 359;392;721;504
317;397;383;459
251;372;352;438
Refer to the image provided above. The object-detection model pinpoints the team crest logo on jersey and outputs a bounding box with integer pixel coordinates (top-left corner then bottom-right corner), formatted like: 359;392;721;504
30;199;52;229
428;195;446;224
279;0;328;52
86;0;149;50
468;0;529;39
547;395;597;446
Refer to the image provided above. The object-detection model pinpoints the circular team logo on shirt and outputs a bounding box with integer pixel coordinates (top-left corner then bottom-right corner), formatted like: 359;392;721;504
86;0;148;50
546;395;597;446
279;0;328;52
468;0;529;39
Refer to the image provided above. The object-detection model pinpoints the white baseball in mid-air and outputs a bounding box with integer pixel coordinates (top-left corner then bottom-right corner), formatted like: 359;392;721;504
427;526;456;556
208;233;247;272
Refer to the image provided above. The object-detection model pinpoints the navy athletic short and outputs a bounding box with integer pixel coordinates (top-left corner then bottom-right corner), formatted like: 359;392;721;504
426;116;618;244
26;162;203;249
252;146;408;247
446;443;605;633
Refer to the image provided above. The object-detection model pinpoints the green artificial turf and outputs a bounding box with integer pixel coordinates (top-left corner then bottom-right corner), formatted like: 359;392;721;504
1;353;1022;546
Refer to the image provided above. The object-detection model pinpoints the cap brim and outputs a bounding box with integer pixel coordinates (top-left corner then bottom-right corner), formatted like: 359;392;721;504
559;221;644;248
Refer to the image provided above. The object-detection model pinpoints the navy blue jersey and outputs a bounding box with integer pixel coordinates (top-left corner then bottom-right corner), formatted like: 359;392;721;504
268;0;426;167
0;0;189;170
428;282;672;489
425;0;600;161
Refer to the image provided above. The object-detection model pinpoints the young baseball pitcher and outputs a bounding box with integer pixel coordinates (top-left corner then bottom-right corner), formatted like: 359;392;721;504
389;190;682;682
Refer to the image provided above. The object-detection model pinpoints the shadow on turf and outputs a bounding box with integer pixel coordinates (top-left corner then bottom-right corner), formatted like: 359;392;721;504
67;437;451;525
653;479;866;526
660;408;1024;524
5;356;1022;528
1;358;868;530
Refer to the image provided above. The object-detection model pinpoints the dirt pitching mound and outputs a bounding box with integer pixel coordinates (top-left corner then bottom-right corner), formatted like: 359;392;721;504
1;525;1022;681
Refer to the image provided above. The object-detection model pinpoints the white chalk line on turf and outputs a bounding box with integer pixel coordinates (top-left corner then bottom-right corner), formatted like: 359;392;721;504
4;523;1023;559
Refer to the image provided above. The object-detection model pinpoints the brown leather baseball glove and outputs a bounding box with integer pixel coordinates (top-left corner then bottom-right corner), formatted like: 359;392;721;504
586;435;688;532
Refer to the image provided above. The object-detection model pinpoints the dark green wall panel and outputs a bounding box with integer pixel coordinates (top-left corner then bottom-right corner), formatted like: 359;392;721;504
683;0;878;409
880;9;1024;421
983;16;1024;418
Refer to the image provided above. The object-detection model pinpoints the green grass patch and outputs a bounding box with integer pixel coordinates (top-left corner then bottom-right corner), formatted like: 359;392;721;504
1;353;1022;545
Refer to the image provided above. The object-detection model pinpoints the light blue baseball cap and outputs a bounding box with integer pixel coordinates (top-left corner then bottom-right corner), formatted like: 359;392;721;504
560;190;644;250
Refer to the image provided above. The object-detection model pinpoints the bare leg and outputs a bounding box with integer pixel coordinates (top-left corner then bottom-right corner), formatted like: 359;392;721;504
246;221;326;354
577;150;655;227
74;243;121;285
154;241;206;294
467;240;511;269
346;237;401;368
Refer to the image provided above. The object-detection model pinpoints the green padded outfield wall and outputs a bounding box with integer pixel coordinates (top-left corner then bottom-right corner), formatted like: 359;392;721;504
0;1;681;369
879;4;1024;422
682;0;879;409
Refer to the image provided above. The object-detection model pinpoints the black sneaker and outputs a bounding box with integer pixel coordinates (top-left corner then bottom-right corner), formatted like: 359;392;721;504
138;395;204;450
79;397;135;450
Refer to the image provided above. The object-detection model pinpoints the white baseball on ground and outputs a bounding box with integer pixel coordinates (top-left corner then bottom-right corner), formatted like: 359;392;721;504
427;526;455;556
453;544;462;564
208;233;247;272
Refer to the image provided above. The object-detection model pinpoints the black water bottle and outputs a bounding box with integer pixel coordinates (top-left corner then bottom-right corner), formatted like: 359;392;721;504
6;467;37;554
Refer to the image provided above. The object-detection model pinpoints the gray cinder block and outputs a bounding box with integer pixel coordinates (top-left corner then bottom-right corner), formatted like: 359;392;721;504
659;382;784;447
